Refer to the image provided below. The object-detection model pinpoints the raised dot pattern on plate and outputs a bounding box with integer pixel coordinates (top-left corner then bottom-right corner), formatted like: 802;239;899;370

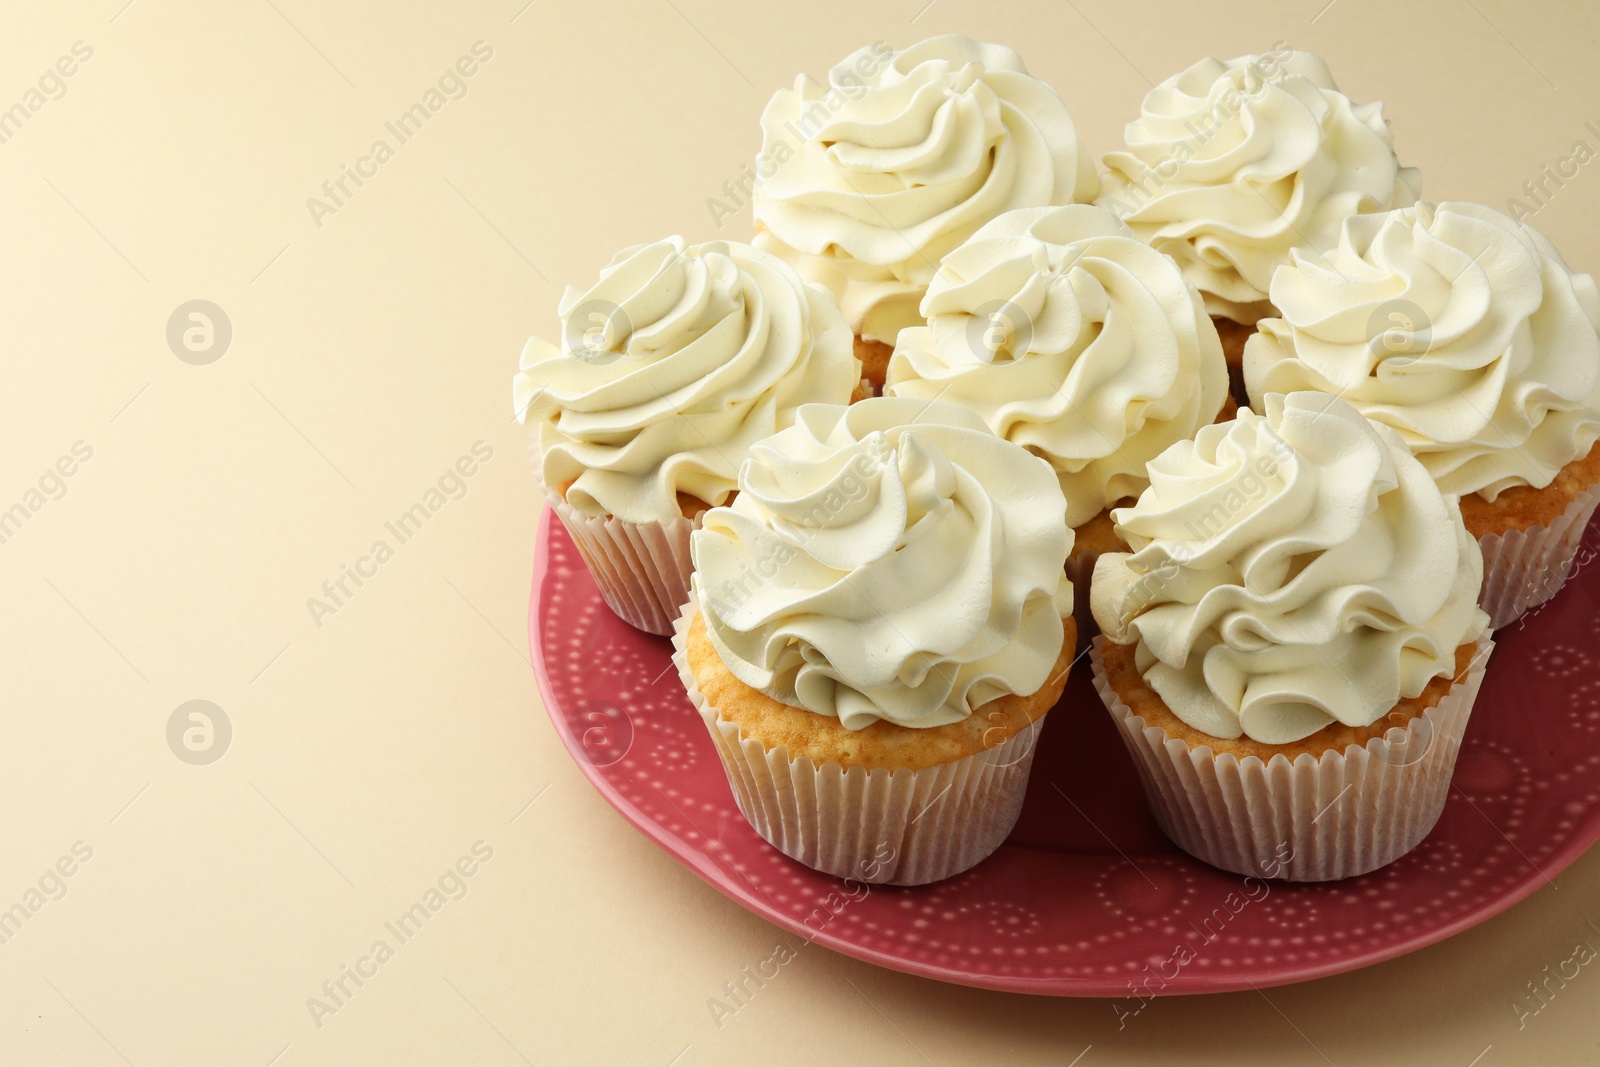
533;514;1600;995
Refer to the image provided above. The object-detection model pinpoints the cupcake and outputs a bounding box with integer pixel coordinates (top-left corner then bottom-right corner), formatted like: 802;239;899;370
515;237;862;635
884;204;1230;646
1091;391;1492;882
1246;202;1600;628
673;397;1075;885
752;35;1099;393
1096;47;1419;399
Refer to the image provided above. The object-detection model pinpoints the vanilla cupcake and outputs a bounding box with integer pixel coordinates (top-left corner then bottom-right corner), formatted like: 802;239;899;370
1091;392;1492;882
885;204;1230;645
1246;202;1600;628
674;398;1075;885
515;237;862;634
753;35;1098;392
1097;47;1419;396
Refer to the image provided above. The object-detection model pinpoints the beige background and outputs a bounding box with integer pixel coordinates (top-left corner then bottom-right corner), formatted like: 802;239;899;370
4;0;1599;1063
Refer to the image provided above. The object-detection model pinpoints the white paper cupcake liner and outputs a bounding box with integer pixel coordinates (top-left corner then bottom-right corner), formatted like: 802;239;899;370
673;592;1044;886
546;490;698;636
1089;635;1494;882
1476;477;1600;630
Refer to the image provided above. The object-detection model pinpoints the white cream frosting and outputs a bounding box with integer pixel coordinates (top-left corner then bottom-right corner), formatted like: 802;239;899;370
514;237;859;526
1092;392;1488;745
1097;48;1420;323
1247;201;1600;501
885;204;1229;527
753;35;1098;345
692;397;1073;730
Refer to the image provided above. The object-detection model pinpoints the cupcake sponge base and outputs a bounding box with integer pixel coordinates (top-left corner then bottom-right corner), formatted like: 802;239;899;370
674;593;1072;885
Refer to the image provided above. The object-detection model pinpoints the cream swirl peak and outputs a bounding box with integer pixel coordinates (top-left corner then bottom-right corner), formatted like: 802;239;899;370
885;204;1229;527
692;397;1073;730
1246;201;1600;501
1091;392;1487;744
514;237;858;526
753;35;1098;345
1097;48;1420;323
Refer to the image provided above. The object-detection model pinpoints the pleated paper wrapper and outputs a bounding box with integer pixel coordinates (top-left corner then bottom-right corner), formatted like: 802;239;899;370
546;490;697;636
1477;478;1600;630
673;592;1044;886
1089;635;1494;882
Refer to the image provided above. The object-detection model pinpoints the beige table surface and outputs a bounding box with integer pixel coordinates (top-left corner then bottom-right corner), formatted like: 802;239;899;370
5;0;1600;1063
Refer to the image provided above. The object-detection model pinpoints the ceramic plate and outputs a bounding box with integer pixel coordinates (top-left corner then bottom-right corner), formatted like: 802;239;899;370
532;510;1600;995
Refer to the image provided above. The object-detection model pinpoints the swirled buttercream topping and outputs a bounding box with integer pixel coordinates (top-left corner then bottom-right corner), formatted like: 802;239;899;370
1246;200;1600;500
514;237;858;525
1091;391;1487;744
886;204;1229;526
693;397;1073;729
1097;48;1419;322
753;35;1098;344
